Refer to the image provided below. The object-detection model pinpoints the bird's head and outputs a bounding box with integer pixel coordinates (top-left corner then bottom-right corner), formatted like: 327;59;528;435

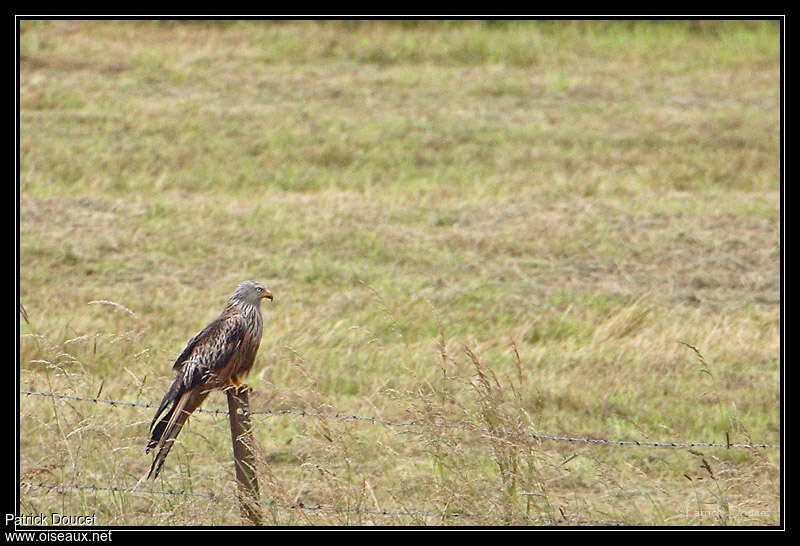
231;280;273;306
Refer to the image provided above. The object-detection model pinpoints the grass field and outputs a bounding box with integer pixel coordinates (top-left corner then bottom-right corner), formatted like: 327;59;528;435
18;20;781;526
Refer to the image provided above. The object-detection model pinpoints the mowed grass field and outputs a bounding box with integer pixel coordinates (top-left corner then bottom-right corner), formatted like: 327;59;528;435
18;20;780;526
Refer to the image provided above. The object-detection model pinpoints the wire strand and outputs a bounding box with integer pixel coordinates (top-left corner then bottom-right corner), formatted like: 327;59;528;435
20;389;781;450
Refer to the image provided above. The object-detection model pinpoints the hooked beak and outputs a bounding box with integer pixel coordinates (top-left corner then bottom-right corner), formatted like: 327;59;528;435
262;289;273;301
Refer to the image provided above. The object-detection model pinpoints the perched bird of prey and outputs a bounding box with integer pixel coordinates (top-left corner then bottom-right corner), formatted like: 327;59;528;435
145;280;273;479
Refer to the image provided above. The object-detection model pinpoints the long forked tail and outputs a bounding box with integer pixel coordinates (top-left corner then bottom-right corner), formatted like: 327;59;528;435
146;390;207;479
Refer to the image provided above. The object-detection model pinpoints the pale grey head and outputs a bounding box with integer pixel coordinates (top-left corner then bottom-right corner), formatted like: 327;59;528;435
229;280;273;307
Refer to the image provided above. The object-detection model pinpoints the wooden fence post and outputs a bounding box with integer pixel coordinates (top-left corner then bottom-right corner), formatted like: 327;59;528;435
226;388;262;525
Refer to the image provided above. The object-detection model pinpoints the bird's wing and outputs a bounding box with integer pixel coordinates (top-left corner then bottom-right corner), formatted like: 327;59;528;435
149;313;247;433
171;313;242;371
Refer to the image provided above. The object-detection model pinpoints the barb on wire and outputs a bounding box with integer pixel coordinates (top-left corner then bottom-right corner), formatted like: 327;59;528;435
20;481;623;525
20;389;781;450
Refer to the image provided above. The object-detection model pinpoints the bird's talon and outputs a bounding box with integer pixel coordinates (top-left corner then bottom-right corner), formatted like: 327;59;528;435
227;383;252;396
238;384;252;396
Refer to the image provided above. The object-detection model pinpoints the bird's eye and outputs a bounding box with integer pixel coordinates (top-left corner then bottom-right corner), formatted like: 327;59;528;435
257;287;263;292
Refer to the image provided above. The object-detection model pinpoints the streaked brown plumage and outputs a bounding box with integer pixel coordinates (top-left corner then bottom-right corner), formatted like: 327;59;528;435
146;280;272;479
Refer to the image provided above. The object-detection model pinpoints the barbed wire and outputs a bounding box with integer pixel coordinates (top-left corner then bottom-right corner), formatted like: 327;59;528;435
20;481;624;526
20;481;217;500
20;389;781;450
